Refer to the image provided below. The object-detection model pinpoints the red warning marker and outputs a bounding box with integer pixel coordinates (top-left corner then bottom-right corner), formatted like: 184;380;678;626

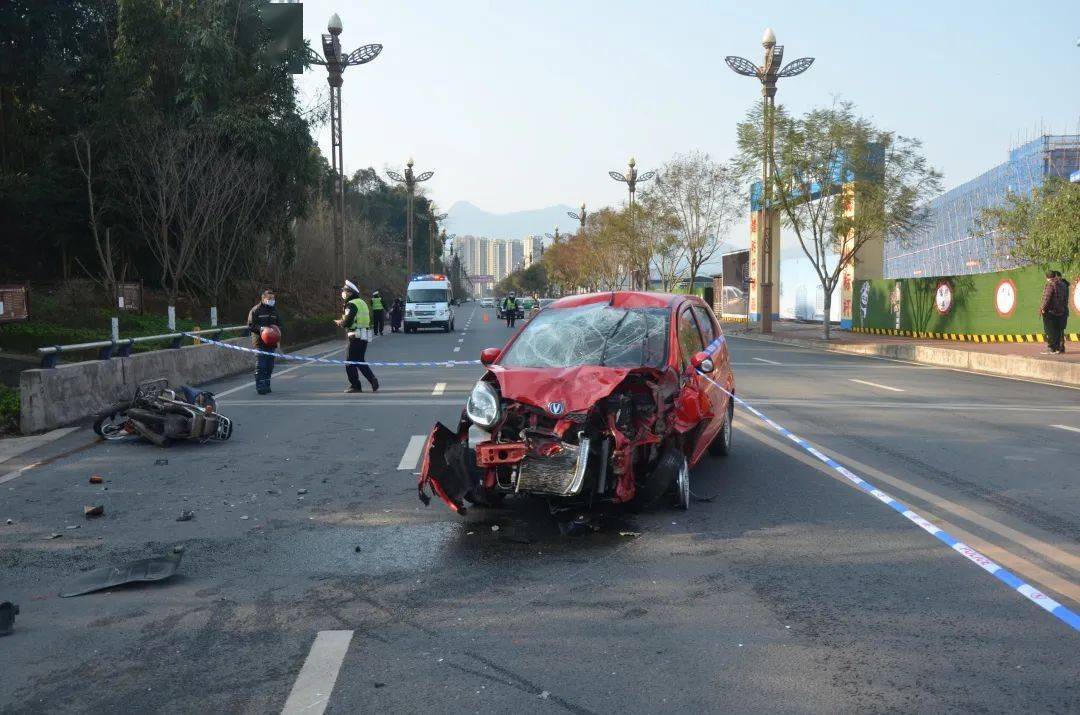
482;313;490;324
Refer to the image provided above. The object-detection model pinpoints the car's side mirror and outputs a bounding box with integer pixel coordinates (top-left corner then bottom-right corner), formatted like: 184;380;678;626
691;351;715;374
480;348;501;365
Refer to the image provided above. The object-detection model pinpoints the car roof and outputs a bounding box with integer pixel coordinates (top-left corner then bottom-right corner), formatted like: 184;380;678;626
549;291;692;311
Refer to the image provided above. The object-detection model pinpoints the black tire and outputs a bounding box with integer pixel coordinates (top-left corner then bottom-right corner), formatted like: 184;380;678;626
632;446;683;510
708;399;734;457
443;321;450;333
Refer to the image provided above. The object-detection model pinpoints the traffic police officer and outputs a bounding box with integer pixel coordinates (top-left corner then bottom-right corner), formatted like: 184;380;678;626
502;291;519;328
334;280;380;393
371;290;385;335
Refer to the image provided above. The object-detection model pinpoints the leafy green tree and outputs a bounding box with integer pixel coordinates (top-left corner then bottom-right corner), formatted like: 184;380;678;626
980;177;1080;269
737;101;941;339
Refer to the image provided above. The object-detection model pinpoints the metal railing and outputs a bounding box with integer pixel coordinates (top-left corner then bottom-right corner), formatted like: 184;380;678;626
37;325;248;368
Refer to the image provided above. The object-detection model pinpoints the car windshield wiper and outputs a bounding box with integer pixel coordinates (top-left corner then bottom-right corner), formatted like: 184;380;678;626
598;309;631;367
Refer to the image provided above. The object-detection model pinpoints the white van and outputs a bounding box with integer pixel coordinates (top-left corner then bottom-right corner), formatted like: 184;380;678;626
405;274;455;333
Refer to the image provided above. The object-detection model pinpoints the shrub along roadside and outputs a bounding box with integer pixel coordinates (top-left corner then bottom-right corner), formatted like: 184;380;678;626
0;385;18;433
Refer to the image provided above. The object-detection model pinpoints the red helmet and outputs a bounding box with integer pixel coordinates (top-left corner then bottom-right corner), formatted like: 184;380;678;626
260;325;281;348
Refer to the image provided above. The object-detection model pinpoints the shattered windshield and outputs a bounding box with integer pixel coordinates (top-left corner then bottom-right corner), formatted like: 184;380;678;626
499;304;669;368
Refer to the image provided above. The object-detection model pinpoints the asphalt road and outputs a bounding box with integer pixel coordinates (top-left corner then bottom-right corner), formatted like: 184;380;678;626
2;304;1078;714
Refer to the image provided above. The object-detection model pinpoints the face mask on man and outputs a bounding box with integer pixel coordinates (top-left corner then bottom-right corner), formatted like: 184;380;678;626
341;292;350;301
264;298;276;307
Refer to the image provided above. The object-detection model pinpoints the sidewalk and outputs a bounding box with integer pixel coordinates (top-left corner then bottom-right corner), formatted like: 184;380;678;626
728;321;1080;387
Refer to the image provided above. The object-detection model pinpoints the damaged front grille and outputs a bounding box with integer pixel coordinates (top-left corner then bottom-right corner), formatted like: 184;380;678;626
516;437;590;496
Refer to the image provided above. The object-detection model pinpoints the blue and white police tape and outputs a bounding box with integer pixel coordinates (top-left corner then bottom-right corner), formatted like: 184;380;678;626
699;373;1080;634
184;333;481;368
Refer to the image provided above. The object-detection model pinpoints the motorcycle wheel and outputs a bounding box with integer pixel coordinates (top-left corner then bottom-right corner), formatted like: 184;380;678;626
93;402;132;440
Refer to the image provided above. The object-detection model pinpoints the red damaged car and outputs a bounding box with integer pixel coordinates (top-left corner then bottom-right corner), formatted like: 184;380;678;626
417;291;735;521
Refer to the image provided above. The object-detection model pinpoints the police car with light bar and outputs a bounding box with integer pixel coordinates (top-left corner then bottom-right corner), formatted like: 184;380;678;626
404;274;456;333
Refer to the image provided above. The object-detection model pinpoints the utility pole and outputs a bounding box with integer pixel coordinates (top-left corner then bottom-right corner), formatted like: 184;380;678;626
307;13;382;287
428;206;447;273
387;159;433;276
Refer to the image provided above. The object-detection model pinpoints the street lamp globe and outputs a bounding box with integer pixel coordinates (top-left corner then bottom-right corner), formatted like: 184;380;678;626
762;27;776;47
407;157;414;168
629;156;636;168
328;13;343;35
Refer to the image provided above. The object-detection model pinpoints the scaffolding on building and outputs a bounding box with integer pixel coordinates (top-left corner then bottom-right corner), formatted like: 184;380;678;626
884;135;1080;278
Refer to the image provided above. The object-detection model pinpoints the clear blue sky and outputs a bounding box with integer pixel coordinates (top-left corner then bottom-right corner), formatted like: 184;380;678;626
295;0;1080;223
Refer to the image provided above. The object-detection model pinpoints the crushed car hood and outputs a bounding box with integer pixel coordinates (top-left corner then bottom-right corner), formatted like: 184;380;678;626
488;365;655;414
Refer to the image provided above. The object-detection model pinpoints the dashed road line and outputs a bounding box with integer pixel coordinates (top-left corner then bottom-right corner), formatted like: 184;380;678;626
1051;424;1080;434
280;630;353;715
432;382;446;396
453;346;460;352
752;357;782;365
398;435;426;470
849;378;906;392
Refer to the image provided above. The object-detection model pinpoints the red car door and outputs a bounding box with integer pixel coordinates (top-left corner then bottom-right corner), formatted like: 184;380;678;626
671;302;718;464
690;303;732;458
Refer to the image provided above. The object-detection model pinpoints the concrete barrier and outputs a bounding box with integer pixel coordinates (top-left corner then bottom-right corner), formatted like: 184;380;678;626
19;337;256;433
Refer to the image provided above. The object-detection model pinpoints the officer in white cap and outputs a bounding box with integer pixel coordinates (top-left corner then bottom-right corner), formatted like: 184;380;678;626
334;280;379;393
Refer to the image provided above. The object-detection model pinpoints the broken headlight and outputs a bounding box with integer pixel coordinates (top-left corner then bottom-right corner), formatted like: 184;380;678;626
466;380;501;431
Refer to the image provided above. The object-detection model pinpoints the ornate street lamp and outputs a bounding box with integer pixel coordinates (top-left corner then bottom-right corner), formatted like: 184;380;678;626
726;27;813;333
386;158;434;276
568;203;588;236
609;157;655;289
307;13;382;287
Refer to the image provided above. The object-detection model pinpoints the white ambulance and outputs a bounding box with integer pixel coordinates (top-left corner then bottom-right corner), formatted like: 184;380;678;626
404;274;455;333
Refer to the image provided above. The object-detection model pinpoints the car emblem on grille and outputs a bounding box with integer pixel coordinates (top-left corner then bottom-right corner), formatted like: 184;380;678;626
547;401;565;416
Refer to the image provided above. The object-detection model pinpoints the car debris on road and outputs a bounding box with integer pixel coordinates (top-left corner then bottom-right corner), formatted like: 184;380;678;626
59;545;185;598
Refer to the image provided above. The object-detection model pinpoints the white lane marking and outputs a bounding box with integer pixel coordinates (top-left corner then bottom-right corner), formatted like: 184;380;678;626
1052;424;1080;434
849;378;905;393
751;357;782;365
453;346;460;352
457;338;464;343
0;461;45;486
398;435;426;470
432;382;446;396
280;630;353;715
215;346;345;398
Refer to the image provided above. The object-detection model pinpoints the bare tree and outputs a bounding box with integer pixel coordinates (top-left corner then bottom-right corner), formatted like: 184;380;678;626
190;154;271;314
737;101;942;338
113;122;202;318
643;152;740;289
73;132;122;299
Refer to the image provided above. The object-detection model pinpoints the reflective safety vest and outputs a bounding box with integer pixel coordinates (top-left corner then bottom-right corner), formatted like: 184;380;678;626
371;295;384;311
348;298;371;330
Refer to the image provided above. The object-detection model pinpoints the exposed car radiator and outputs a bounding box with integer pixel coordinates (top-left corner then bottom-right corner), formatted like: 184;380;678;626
516;437;590;496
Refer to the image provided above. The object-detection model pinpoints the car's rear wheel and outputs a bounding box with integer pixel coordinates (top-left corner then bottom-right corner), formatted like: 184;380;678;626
708;399;734;457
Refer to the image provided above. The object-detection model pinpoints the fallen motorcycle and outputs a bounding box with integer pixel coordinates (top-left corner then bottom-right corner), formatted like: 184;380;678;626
93;379;232;446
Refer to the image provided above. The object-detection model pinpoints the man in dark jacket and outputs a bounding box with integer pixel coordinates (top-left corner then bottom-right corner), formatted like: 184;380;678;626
1039;271;1067;355
247;289;281;394
1054;271;1071;353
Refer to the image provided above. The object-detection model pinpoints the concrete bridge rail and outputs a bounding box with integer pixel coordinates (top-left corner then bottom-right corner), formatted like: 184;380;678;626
19;337;255;433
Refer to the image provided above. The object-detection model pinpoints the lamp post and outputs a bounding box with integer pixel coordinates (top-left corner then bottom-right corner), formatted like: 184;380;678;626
567;203;588;236
427;206;448;273
725;28;813;334
307;13;382;287
609;157;655;289
386;159;434;276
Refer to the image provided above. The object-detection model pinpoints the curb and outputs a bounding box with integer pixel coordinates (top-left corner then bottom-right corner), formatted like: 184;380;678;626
732;332;1080;388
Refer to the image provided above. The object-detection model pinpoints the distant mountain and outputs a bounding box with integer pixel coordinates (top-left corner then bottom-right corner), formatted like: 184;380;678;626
445;201;579;240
